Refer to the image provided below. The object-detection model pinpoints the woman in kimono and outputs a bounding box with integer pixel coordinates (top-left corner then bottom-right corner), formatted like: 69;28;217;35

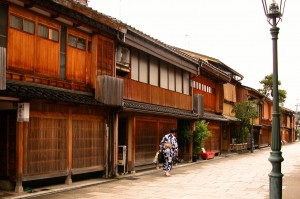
159;128;178;176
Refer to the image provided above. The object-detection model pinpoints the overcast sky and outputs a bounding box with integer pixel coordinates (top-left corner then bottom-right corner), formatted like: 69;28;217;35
89;0;300;111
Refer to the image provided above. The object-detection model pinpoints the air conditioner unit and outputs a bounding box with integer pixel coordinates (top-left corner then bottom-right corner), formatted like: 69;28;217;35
193;94;204;116
116;47;130;66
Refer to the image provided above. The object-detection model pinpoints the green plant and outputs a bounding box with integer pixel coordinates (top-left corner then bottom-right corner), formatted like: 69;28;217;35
177;123;192;160
232;101;258;144
179;125;192;144
193;120;211;154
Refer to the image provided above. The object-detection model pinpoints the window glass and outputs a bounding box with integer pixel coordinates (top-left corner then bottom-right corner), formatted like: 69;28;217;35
168;65;175;91
39;25;59;42
68;35;77;47
77;37;86;50
149;56;158;86
50;29;59;41
23;19;34;34
131;48;139;81
160;61;168;89
175;67;182;93
10;15;22;30
139;52;148;83
183;71;189;95
38;24;48;38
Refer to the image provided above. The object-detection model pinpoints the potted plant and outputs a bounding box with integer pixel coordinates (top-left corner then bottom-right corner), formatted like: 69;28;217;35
192;120;211;162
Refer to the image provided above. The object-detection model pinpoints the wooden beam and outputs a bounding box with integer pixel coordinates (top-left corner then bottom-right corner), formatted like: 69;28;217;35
73;22;82;28
50;13;60;19
24;1;35;9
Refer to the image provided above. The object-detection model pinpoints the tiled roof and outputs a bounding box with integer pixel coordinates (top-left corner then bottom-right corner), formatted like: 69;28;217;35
222;114;240;122
123;100;198;119
203;112;229;122
1;81;229;121
0;81;104;106
123;100;228;121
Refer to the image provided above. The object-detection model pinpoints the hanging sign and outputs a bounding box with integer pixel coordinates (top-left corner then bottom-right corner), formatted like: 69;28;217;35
17;103;29;122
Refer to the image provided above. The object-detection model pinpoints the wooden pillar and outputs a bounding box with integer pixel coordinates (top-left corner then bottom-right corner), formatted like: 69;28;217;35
227;125;230;152
65;108;72;185
15;122;23;193
104;122;109;178
112;112;118;177
127;116;135;173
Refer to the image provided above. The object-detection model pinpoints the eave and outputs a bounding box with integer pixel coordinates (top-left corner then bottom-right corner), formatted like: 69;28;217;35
125;28;198;74
7;0;127;36
0;81;119;108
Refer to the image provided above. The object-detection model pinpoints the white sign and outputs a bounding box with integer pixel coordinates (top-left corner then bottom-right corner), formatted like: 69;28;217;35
17;103;29;122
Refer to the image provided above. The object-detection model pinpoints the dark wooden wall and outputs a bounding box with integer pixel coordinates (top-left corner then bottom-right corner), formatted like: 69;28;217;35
134;117;176;166
203;121;221;153
20;100;108;181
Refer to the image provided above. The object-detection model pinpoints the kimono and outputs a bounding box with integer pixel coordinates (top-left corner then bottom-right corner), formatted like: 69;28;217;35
159;133;178;172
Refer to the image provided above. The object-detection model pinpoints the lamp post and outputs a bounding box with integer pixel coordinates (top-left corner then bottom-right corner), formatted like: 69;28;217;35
261;0;286;198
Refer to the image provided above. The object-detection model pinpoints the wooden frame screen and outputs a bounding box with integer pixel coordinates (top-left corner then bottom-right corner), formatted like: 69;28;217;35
135;117;176;166
66;29;91;83
96;36;114;77
72;118;105;170
135;119;157;166
24;117;67;176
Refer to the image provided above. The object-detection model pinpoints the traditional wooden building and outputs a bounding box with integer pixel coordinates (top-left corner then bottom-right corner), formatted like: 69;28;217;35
177;49;244;153
118;33;236;171
0;0;128;192
0;0;235;192
237;86;265;148
281;107;295;143
1;0;295;194
237;85;296;149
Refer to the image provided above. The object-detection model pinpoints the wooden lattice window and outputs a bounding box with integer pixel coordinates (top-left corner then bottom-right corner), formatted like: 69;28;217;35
72;119;105;169
24;117;67;176
135;118;177;166
97;36;114;76
135;120;157;166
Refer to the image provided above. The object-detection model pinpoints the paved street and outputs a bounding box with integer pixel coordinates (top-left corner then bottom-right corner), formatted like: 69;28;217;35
3;141;300;199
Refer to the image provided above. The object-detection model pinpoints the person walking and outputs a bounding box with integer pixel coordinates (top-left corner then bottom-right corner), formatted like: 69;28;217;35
159;128;178;176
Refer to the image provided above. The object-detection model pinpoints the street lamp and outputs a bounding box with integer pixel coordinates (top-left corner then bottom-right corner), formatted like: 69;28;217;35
261;0;286;198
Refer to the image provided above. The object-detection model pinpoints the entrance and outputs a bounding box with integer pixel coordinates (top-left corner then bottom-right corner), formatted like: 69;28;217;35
0;108;17;182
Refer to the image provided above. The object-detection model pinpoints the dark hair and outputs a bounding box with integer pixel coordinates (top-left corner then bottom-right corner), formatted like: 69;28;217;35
170;128;177;133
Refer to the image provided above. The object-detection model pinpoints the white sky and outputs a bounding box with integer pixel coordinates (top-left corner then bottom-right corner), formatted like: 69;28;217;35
88;0;300;111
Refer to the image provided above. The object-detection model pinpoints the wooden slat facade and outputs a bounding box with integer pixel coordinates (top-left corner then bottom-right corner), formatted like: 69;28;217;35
223;83;237;103
134;117;176;168
24;117;67;177
36;17;60;77
203;121;221;153
192;75;218;112
17;100;109;181
123;78;192;110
